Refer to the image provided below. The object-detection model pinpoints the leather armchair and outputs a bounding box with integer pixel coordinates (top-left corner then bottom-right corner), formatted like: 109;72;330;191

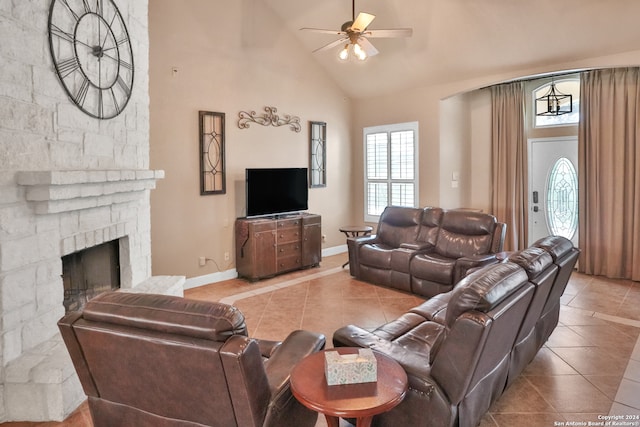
58;291;326;427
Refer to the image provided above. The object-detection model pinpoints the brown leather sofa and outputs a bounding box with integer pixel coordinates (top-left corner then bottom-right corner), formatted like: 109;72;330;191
333;236;579;427
348;206;506;297
58;292;326;427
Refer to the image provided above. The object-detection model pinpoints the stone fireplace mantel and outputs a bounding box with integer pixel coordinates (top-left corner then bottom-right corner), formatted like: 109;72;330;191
17;169;165;215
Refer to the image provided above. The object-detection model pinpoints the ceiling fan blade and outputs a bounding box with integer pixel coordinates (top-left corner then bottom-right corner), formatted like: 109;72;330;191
358;37;379;57
364;28;413;38
312;37;349;53
300;27;346;36
351;12;375;32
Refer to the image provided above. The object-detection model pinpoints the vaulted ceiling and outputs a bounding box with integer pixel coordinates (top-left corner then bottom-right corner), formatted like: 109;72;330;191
263;0;640;99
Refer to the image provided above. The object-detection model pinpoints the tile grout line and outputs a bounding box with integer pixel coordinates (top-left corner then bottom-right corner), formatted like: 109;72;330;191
563;304;640;413
219;267;344;305
222;267;640;415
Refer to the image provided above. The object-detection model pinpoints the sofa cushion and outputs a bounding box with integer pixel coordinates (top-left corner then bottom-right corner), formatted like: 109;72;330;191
444;262;528;327
393;321;446;363
359;243;395;267
410;253;456;284
82;291;247;341
410;292;452;324
376;206;424;248
373;313;428;341
435;210;497;258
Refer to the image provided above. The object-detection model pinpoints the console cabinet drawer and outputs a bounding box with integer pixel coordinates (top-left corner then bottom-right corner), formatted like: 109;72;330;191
278;228;301;243
278;218;301;229
277;242;301;257
277;256;302;272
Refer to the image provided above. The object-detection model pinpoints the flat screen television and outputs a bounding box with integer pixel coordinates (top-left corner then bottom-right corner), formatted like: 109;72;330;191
245;168;309;218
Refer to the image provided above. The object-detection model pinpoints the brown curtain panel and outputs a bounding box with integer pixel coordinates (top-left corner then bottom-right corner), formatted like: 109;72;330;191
491;81;527;251
578;68;640;281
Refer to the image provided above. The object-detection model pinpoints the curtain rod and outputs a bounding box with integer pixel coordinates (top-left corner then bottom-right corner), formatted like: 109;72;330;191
479;69;587;91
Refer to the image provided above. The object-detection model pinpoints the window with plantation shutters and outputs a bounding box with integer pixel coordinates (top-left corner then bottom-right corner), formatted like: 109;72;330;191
363;122;418;222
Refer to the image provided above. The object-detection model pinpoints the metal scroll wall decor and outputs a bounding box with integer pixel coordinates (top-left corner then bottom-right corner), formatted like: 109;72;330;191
237;106;301;132
309;121;327;187
199;111;226;195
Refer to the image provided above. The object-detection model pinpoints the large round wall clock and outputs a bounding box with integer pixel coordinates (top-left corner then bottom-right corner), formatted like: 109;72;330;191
47;0;134;119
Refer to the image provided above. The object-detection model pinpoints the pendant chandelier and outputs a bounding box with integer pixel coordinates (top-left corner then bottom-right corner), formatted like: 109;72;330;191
536;81;572;116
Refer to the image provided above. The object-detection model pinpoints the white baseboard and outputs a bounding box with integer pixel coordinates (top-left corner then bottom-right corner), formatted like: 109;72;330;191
184;245;347;289
322;244;347;257
184;269;238;290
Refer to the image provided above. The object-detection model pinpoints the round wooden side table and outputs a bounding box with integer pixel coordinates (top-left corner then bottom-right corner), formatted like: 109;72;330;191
339;225;373;268
290;347;407;427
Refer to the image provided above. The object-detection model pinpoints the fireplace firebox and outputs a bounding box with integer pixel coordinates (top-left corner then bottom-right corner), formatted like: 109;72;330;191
62;239;121;313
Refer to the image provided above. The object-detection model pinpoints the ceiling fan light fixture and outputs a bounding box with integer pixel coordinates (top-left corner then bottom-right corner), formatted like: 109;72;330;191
301;0;412;61
353;42;367;60
339;44;349;60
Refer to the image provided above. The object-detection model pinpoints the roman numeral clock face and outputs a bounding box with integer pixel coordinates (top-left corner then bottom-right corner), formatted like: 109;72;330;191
48;0;134;119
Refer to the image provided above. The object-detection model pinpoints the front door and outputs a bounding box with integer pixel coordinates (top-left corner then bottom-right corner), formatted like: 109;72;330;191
527;137;579;246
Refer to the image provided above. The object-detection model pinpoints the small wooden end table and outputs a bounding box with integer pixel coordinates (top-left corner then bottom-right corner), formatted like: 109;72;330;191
290;347;407;427
339;225;373;268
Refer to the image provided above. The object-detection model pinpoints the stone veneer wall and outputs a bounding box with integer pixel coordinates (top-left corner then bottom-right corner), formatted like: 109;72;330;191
0;0;181;422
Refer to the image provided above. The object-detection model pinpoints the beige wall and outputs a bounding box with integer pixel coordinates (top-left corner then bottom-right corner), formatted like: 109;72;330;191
350;49;640;224
149;1;352;279
149;0;640;280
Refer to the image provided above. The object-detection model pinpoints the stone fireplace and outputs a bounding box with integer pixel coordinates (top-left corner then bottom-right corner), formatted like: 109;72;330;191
0;0;178;421
0;170;185;422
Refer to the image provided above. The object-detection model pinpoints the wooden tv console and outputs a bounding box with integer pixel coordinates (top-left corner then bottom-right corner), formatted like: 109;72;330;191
235;213;321;281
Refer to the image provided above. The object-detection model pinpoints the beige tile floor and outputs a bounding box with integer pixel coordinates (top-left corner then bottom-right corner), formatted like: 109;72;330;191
5;253;639;427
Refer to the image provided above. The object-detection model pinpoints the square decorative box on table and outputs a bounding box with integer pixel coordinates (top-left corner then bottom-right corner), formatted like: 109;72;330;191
324;348;378;386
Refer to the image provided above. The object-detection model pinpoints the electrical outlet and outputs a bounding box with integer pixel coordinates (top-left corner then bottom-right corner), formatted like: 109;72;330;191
198;256;206;266
224;252;230;261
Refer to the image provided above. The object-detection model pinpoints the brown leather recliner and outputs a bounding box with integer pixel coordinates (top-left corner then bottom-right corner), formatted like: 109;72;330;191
347;205;428;290
58;291;326;427
531;235;580;349
503;246;558;388
409;209;506;297
333;262;534;427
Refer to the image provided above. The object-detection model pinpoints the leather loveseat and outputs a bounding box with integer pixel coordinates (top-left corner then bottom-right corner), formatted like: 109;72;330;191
334;236;579;427
58;292;326;427
348;206;506;298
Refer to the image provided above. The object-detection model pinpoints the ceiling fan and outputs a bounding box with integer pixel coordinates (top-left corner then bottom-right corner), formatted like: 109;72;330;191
300;0;412;61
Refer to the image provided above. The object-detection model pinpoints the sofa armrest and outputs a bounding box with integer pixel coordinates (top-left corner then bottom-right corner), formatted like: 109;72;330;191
333;325;432;380
399;241;434;251
58;311;99;397
453;254;499;283
348;234;378;246
255;339;282;358
263;330;325;396
347;234;380;277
